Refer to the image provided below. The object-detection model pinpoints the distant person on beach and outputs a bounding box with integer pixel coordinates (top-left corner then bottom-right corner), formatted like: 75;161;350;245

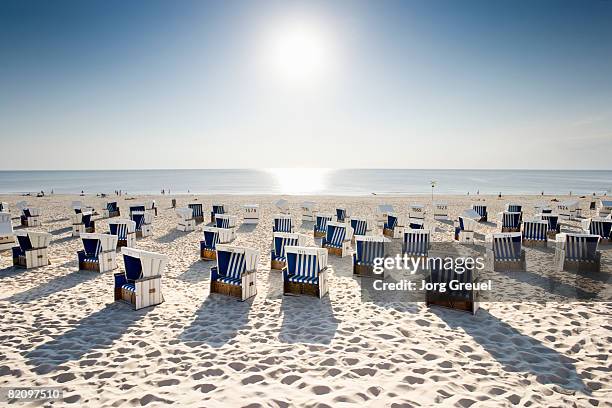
498;192;502;198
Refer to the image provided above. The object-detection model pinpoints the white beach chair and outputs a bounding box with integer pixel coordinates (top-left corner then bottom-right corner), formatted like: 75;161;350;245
274;199;290;215
210;245;259;301
19;205;41;227
215;214;237;242
188;203;204;223
383;213;406;239
353;235;388;278
102;201;120;218
314;213;333;238
200;226;235;260
499;211;522;233
336;207;350;223
557;200;581;220
505;203;523;213
108;219;136;248
301;201;316;222
71;211;95;237
409;204;425;221
210;204;225;223
377;204;394;227
131;211;153;238
433;202;448;220
0;202;9;213
78;233;118;273
12;231;51;269
581;217;612;244
176;207;196;232
243;204;259;224
323;221;353;257
454;211;479;243
0;212;16;251
114;247;167;310
555;233;601;273
350;217;373;241
521;220;549;247
273;214;294;233
472;204;488;222
403;229;431;259
486;232;525;271
283;246;329;298
144;200;157;216
271;232;308;270
598;200;612;218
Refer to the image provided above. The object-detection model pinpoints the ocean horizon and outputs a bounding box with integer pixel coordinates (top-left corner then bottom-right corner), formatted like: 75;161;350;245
0;169;610;196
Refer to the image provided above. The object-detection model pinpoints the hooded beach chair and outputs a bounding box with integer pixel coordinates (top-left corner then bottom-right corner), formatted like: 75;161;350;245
145;200;157;216
581;218;612;244
129;204;146;216
323;221;353;257
283;246;329;298
0;202;8;213
403;229;430;259
353;235;387;278
377;204;395;227
557;200;580;220
72;201;83;213
103;201;120;218
522;220;549;247
383;213;405;239
433;202;448;220
274;199;290;214
336;207;350;223
176;207;196;232
350;217;371;241
188;203;204;223
598;200;612;218
200;227;235;260
555;233;601;273
426;262;479;315
0;212;15;251
20;206;41;227
78;233;118;272
500;211;522;233
534;202;552;214
409;204;425;221
455;211;478;243
131;211;153;238
210;245;259;301
538;213;561;238
243;204;259;224
12;231;51;268
487;232;525;271
108;219;136;248
71;211;95;237
273;214;294;233
301;201;316;222
472;205;488;222
314;213;333;238
271;232;308;270
114;247;167;310
210;204;225;223
215;214;237;242
505;204;522;213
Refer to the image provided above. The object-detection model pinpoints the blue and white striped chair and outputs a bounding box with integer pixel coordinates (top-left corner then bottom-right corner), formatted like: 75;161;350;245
129;204;146;216
215;214;237;242
12;231;51;269
353;235;387;277
454;213;478;243
108;219;136;248
403;229;430;258
200;226;233;260
0;212;15;251
582;218;611;244
114;247;167;310
426;260;479;315
71;211;95;237
314;213;333;238
210;245;259;301
350;218;370;241
472;205;488;222
131;211;153;238
522;220;549;247
78;233;118;272
176;207;195;232
383;213;404;239
283;246;329;298
377;204;395;227
104;201;120;218
500;211;522;232
273;214;294;233
598;200;612;218
211;204;226;223
336;207;350;223
323;221;353;257
487;232;525;271
271;232;307;270
505;204;522;213
555;233;601;273
538;213;561;238
301;201;316;222
189;203;204;223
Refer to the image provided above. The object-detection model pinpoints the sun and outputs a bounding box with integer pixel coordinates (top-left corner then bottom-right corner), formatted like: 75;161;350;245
258;18;336;87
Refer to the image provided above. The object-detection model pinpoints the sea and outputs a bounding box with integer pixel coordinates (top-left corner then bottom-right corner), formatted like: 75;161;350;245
0;169;610;196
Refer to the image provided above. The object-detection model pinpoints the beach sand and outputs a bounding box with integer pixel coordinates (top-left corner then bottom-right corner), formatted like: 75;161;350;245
0;193;610;407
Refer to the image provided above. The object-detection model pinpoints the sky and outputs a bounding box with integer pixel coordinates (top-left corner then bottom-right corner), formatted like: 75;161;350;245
0;0;611;170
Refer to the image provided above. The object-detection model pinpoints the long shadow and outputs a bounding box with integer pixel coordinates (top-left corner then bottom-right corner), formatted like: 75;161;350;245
279;295;339;345
237;224;256;234
50;226;71;236
179;295;252;347
176;260;212;284
481;221;497;228
300;221;315;230
52;236;74;245
2;270;100;303
155;229;185;244
25;303;151;375
436;219;454;226
0;265;25;280
432;308;590;394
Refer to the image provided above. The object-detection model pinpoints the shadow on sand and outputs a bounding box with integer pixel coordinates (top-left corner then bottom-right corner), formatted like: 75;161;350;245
3;270;100;304
279;295;339;345
432;308;590;394
176;259;212;284
237;224;257;234
25;303;150;374
179;295;252;347
50;226;72;236
155;229;187;244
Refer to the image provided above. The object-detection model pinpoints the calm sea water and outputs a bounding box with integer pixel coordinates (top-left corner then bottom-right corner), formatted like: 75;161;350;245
0;169;610;195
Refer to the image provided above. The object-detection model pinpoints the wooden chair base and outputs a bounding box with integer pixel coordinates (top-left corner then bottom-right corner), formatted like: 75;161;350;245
426;293;478;315
210;281;243;299
271;259;286;270
563;258;601;273
353;264;384;278
201;249;216;261
314;231;326;239
501;227;521;233
283;281;322;298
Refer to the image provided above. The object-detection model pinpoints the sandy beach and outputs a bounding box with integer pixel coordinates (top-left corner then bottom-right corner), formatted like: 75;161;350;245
0;193;610;407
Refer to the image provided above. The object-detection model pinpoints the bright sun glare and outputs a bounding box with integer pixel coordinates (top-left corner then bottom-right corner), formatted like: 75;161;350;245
267;168;329;194
259;18;336;87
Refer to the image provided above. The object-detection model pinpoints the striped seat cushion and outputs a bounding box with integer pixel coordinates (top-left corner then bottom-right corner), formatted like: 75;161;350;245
273;237;299;260
218;251;246;282
122;283;135;292
288;275;318;284
83;257;99;263
351;219;367;236
286;252;320;285
217;277;241;285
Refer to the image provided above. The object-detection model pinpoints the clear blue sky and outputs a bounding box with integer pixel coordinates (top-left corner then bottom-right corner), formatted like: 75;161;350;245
1;0;611;169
